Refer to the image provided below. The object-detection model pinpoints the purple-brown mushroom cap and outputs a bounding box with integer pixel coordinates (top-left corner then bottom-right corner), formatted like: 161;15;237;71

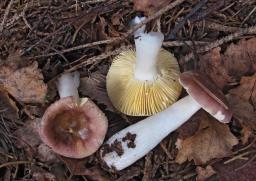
40;97;108;158
179;71;232;123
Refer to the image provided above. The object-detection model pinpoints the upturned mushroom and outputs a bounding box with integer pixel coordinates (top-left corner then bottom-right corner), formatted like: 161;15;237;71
106;17;182;116
100;71;232;170
40;72;108;158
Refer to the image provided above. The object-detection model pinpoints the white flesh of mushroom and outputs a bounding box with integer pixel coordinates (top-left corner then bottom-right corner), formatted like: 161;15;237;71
57;71;80;103
101;95;201;170
134;32;164;81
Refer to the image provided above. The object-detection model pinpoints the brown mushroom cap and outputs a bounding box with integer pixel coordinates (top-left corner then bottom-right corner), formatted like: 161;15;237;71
107;49;182;116
40;97;108;158
179;71;232;123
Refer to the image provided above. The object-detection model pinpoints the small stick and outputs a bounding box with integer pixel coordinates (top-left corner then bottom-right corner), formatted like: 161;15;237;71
0;0;14;33
183;26;256;63
32;38;122;58
197;21;242;33
0;161;31;169
65;45;132;72
166;0;208;40
163;40;207;47
127;0;185;36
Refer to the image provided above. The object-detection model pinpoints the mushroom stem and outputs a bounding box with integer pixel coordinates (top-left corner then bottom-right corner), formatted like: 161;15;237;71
134;32;164;81
101;95;201;170
57;72;80;104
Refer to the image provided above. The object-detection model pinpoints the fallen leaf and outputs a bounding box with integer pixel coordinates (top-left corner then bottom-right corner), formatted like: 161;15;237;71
0;86;19;120
196;165;216;181
241;125;252;145
79;72;115;112
0;61;47;104
31;166;57;181
223;39;256;78
13;119;41;150
97;16;109;40
175;112;238;165
133;0;172;15
37;144;59;163
199;47;234;89
227;74;256;129
199;38;256;89
61;156;110;180
229;74;256;108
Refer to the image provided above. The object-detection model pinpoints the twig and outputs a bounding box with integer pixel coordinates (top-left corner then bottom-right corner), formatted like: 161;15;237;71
160;143;173;160
166;0;208;40
241;6;256;26
0;0;14;33
183;26;256;63
163;40;207;47
65;45;132;72
235;154;256;171
126;0;185;36
0;161;31;169
33;38;121;58
197;21;242;33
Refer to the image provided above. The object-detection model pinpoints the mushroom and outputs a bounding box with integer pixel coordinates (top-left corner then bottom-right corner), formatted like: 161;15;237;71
100;71;232;170
106;17;182;116
40;72;108;158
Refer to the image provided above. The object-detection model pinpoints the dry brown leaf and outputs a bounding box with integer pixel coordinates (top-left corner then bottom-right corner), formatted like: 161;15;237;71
175;112;238;165
133;0;172;15
79;73;115;112
37;144;59;163
199;47;234;89
227;74;256;130
0;86;19;120
0;61;47;104
196;165;216;181
199;38;256;89
241;125;252;145
229;74;256;107
223;39;256;78
61;157;110;180
13;119;41;150
97;16;109;40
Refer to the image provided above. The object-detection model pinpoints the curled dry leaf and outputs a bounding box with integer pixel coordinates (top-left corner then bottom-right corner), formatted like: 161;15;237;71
0;86;19;120
0;61;47;104
37;144;59;163
227;74;256;130
196;165;216;181
133;0;172;15
79;72;115;112
175;112;238;165
13;119;41;149
61;157;110;180
199;38;256;89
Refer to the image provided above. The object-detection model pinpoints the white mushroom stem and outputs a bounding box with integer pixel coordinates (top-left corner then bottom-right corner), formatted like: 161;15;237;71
101;95;201;170
134;32;164;81
130;16;146;37
57;71;80;104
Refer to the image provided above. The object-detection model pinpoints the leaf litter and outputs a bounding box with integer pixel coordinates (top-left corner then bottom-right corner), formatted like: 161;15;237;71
0;0;256;180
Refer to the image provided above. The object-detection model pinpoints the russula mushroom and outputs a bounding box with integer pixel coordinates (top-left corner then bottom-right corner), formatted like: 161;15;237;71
100;71;232;170
106;18;182;116
40;72;108;158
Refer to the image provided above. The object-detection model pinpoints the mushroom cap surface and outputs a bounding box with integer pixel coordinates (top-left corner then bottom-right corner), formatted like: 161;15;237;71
179;71;232;123
40;97;108;158
106;49;182;116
